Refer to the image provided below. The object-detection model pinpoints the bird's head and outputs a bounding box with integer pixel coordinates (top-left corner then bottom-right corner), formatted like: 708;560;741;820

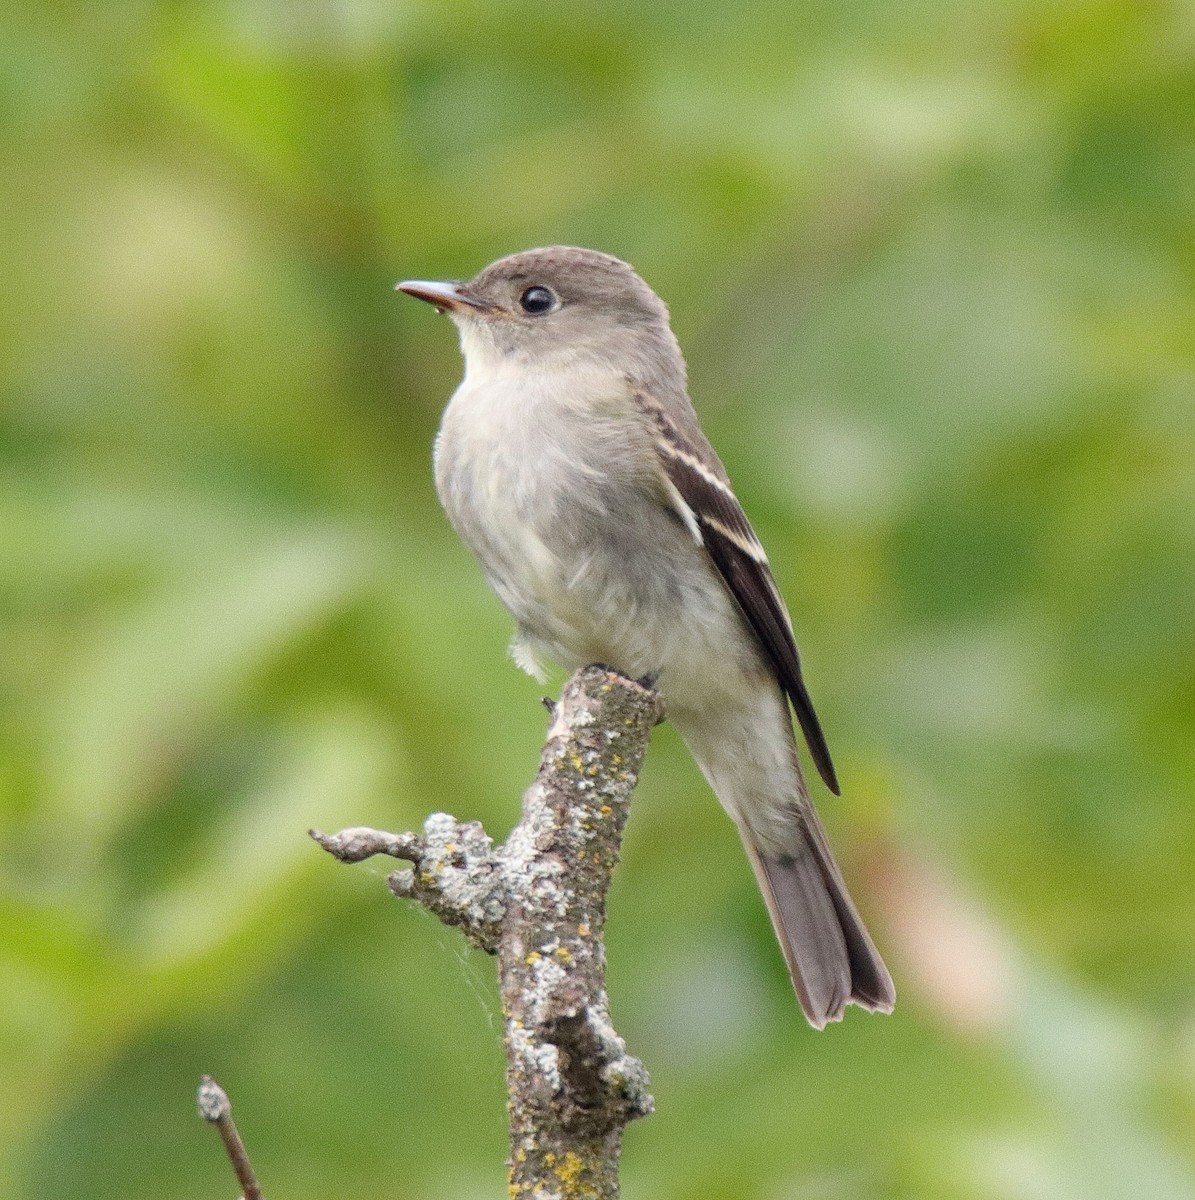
398;246;685;391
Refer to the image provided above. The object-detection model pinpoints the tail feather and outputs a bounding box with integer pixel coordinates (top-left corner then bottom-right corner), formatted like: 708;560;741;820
671;682;894;1028
743;826;895;1028
797;808;896;1014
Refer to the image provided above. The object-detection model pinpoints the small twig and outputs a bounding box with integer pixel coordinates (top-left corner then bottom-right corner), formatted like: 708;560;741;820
197;1075;264;1200
309;825;423;863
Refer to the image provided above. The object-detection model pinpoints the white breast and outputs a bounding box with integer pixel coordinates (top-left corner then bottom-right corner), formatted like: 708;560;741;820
433;358;627;630
432;346;754;702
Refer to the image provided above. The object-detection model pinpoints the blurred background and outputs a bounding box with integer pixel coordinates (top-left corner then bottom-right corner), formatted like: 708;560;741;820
3;1;1194;1197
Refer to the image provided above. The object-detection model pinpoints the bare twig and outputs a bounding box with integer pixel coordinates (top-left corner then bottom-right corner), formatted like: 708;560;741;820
314;665;663;1198
197;1075;264;1200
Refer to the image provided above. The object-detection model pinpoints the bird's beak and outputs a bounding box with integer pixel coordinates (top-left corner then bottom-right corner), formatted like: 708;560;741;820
395;280;491;315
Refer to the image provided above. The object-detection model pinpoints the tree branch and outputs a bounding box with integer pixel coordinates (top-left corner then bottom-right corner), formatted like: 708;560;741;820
313;665;664;1198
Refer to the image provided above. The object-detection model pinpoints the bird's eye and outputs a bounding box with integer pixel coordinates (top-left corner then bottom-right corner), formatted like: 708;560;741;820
519;286;556;315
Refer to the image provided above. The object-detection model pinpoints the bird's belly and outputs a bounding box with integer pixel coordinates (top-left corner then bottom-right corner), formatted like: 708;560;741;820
496;521;680;677
512;524;763;707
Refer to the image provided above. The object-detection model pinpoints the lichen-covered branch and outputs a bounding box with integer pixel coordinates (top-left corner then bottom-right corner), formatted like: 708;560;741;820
316;814;507;950
312;665;663;1199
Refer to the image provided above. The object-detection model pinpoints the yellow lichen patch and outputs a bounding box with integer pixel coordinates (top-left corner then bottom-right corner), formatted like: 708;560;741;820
555;1150;594;1194
525;951;542;966
577;923;590;937
554;946;572;962
598;805;611;814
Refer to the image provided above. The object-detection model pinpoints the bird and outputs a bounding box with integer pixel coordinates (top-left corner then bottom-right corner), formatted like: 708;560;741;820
397;246;894;1028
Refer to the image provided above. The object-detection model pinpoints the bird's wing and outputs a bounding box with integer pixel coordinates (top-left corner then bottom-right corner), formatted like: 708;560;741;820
633;387;839;795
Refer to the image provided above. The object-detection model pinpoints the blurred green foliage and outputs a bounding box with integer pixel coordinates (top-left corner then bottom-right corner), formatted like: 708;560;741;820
2;1;1194;1197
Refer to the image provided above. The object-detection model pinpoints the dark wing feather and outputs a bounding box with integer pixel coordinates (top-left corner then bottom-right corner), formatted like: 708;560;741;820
634;389;840;795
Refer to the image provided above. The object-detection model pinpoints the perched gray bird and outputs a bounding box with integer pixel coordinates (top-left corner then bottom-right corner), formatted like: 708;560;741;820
398;247;894;1028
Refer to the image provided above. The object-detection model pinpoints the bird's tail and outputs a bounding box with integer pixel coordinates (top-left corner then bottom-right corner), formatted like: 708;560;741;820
740;820;894;1029
672;686;894;1028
